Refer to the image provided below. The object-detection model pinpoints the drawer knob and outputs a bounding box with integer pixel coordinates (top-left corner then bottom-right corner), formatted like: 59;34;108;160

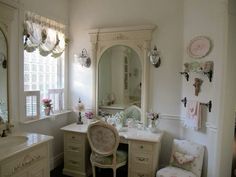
140;145;144;149
70;160;78;165
138;174;145;177
72;136;75;139
69;146;79;151
138;157;145;161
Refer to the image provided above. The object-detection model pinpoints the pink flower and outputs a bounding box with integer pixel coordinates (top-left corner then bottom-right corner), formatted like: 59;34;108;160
85;111;94;119
42;98;52;108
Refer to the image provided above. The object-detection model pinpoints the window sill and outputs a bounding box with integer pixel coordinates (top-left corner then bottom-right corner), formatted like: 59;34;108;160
20;110;72;124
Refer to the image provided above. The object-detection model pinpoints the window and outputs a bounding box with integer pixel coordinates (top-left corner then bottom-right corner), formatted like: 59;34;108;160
23;11;66;120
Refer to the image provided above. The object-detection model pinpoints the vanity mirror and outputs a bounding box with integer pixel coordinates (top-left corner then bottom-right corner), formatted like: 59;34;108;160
0;28;8;123
98;45;142;111
89;25;155;123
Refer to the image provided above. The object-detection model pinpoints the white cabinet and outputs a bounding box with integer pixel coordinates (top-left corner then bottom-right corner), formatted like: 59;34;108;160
0;143;50;177
61;124;163;177
129;141;162;177
63;132;91;177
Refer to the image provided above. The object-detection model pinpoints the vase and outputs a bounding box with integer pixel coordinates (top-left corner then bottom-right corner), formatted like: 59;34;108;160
44;108;51;116
148;119;160;133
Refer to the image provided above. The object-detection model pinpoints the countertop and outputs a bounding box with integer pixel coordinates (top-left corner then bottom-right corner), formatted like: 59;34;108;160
0;132;53;161
61;123;163;143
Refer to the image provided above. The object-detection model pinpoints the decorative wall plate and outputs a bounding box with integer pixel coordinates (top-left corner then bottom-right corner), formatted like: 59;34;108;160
187;36;212;59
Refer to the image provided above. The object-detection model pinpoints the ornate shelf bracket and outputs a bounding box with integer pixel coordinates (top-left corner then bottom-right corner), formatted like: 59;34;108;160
203;70;213;82
180;72;189;82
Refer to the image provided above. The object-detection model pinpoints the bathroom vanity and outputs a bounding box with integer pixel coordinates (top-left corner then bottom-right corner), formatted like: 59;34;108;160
61;123;163;177
0;133;53;177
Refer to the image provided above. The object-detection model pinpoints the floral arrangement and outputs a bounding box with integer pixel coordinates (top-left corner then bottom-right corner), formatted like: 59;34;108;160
147;112;159;121
85;111;94;119
42;98;52;109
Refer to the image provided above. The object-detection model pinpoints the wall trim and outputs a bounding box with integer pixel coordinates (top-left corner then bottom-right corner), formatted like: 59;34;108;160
206;122;218;133
50;153;64;170
159;114;218;132
159;114;182;121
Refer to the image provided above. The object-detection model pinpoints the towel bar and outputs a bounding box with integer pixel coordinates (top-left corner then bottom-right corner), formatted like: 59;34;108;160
181;97;212;112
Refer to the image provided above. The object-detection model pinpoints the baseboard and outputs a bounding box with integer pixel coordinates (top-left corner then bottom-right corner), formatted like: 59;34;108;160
50;152;64;170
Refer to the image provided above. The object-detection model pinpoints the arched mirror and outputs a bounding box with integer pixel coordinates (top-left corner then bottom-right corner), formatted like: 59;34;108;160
89;26;155;123
0;28;8;123
98;45;142;113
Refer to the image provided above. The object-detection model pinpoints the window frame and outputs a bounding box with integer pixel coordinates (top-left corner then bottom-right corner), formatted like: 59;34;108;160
19;11;69;123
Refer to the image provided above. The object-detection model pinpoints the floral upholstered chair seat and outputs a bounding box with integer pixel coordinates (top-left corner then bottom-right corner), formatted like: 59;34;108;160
156;139;204;177
91;150;127;165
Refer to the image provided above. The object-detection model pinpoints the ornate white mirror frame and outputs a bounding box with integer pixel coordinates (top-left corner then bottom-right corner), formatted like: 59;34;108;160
89;25;156;123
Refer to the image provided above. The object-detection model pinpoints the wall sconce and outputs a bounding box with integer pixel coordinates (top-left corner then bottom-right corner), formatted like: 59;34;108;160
149;45;161;68
74;48;91;68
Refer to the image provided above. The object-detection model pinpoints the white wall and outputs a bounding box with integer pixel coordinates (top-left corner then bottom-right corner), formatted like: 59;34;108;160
3;0;234;175
182;0;232;176
68;0;184;168
69;0;235;176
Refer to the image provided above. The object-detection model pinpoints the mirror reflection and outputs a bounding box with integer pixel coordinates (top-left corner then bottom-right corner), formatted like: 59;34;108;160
0;28;8;123
98;45;141;113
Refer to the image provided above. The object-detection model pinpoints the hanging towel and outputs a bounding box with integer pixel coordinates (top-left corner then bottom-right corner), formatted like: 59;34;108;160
184;100;202;130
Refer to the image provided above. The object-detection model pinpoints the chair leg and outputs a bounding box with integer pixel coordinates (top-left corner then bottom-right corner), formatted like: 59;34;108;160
113;168;116;177
92;165;96;177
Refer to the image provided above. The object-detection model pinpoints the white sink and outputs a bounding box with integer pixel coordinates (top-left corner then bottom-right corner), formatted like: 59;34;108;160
0;136;28;149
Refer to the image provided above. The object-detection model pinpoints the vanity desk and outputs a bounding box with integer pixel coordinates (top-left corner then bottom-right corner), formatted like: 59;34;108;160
61;123;163;177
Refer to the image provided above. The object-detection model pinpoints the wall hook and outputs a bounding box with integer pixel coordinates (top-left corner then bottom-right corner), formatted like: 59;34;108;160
203;70;213;82
180;72;189;81
181;97;187;107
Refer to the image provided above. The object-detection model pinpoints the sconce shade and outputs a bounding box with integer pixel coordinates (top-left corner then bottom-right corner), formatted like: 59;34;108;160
149;45;161;68
74;98;85;124
74;98;85;112
77;48;91;68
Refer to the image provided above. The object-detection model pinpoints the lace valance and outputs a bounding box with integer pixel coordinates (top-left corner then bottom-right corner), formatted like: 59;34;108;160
23;11;67;58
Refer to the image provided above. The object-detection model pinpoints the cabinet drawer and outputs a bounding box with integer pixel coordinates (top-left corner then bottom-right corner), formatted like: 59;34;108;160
65;132;83;143
131;142;153;153
64;153;84;172
131;153;152;171
131;171;151;177
1;144;47;177
65;142;83;152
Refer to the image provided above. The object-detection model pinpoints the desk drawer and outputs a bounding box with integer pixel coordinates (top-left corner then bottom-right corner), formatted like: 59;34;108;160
65;132;83;143
65;142;83;152
131;153;152;170
131;142;153;153
64;151;84;172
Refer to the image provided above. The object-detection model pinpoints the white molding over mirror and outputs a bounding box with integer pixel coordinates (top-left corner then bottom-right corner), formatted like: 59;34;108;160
89;25;156;123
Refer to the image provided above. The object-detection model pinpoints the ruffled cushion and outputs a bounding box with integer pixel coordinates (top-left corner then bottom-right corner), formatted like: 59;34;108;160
171;151;195;171
91;150;127;165
156;166;197;177
170;140;204;176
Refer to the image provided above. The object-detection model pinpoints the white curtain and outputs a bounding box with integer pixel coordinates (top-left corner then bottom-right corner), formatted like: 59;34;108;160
23;11;67;58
